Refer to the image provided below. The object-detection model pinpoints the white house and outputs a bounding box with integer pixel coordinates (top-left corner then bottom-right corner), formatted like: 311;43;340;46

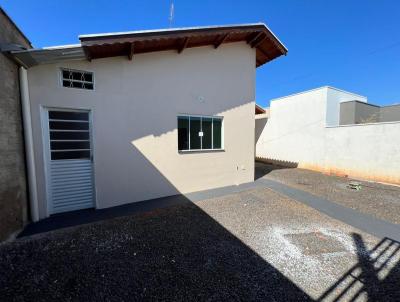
9;23;287;221
256;86;400;185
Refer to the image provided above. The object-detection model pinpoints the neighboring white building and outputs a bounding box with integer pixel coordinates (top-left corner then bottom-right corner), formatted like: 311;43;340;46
256;86;400;185
8;24;287;220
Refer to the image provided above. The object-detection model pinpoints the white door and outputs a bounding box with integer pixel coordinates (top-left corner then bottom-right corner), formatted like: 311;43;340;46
44;109;95;214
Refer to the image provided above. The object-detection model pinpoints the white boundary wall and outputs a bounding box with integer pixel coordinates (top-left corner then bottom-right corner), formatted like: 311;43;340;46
256;87;400;185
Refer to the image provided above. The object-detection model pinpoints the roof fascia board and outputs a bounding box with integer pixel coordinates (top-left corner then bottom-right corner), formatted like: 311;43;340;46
79;23;266;39
78;23;287;54
271;86;367;103
10;23;287;68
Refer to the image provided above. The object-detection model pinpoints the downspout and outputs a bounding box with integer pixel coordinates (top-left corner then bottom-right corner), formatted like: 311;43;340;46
19;67;39;222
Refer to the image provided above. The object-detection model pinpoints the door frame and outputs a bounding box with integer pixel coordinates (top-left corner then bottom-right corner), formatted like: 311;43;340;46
40;106;97;216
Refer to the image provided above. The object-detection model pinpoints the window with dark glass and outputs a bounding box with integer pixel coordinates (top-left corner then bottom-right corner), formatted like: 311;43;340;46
177;116;189;150
61;68;94;90
177;115;223;151
202;117;212;149
189;117;201;150
213;118;222;149
48;110;91;160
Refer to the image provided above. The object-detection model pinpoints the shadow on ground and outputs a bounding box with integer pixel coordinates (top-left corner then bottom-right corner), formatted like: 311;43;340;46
2;196;400;301
3;154;400;301
0;199;312;301
254;160;297;180
318;234;400;301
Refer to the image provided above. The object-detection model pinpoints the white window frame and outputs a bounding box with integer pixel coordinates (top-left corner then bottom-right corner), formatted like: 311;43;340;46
178;114;224;152
60;68;95;91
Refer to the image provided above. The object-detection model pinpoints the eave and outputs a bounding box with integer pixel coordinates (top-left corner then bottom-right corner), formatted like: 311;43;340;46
8;23;287;68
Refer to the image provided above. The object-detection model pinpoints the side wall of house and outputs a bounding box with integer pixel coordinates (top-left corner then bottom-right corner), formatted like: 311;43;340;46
0;10;30;240
256;87;400;185
27;42;256;218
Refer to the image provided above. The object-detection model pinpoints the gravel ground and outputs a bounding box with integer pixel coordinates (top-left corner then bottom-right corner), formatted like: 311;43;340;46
2;187;399;301
256;161;400;224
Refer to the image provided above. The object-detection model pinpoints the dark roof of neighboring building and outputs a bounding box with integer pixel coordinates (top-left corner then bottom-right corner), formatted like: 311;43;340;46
9;23;287;68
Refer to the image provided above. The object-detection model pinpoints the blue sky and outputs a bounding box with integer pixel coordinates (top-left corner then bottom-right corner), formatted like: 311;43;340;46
2;0;399;107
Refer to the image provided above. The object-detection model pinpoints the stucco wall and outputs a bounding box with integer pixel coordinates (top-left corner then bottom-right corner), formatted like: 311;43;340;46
380;104;400;122
0;9;30;240
27;42;256;218
256;87;400;185
340;101;382;125
325;123;400;184
340;101;400;125
326;87;367;127
256;87;328;166
339;101;356;125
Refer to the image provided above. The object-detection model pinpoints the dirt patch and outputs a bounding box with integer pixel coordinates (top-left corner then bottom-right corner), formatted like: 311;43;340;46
284;231;347;255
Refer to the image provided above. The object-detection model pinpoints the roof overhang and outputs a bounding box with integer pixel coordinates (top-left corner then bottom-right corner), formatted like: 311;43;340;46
9;45;84;68
255;104;266;114
9;23;287;68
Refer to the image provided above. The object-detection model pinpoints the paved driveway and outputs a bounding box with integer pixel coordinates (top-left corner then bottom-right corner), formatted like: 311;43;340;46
1;185;400;301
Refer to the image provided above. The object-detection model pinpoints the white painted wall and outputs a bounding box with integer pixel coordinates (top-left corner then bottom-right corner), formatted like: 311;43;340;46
256;87;328;166
325;122;400;184
325;88;367;127
27;42;256;219
256;86;400;185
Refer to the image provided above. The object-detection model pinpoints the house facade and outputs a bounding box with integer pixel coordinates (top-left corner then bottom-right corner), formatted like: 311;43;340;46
8;24;287;220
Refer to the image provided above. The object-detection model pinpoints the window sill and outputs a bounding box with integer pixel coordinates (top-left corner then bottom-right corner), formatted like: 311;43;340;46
178;149;225;154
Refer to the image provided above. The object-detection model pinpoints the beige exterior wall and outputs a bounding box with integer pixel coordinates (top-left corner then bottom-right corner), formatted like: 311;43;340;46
27;42;256;218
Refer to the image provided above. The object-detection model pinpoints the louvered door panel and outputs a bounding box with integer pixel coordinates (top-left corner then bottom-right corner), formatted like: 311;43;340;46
46;110;95;214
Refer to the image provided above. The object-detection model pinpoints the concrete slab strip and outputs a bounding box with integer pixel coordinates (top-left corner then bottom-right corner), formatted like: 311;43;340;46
258;178;400;242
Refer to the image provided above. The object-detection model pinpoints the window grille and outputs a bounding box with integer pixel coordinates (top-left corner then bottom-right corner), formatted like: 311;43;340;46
61;68;94;90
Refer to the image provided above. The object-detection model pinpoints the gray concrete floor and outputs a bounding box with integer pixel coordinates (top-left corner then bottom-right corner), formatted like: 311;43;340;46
196;187;400;300
1;163;400;301
256;161;400;224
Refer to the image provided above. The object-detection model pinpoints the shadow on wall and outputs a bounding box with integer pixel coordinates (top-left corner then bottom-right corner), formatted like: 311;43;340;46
255;116;267;144
318;234;400;301
126;102;255;198
90;100;255;209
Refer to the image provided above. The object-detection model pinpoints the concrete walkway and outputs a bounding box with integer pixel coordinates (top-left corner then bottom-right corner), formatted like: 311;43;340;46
20;175;400;241
258;178;400;242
